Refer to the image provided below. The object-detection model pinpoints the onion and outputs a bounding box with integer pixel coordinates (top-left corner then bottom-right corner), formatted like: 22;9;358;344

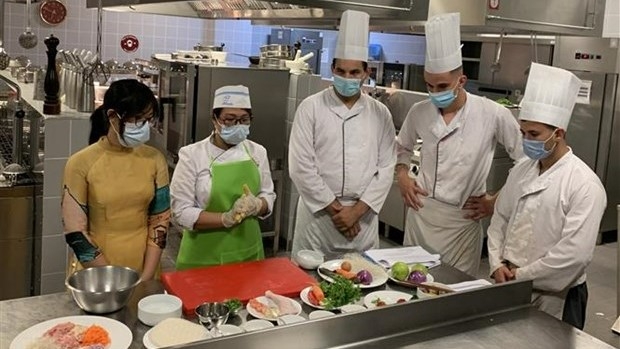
356;270;373;285
407;270;427;284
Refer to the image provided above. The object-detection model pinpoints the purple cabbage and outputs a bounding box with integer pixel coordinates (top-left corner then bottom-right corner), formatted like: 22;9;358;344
407;270;427;284
356;270;373;285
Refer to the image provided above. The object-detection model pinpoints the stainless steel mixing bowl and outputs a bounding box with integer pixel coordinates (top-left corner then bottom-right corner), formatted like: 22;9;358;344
65;265;141;314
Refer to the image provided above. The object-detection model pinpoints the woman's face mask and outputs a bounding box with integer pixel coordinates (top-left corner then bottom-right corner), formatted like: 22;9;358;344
217;121;250;145
428;80;460;108
522;129;557;160
333;75;362;97
110;114;151;148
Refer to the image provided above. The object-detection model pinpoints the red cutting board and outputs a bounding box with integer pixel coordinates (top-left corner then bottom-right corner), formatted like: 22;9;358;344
161;257;318;316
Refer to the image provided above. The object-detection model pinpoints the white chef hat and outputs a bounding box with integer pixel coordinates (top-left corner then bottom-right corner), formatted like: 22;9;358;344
334;10;370;62
424;13;462;74
213;85;252;110
519;63;581;130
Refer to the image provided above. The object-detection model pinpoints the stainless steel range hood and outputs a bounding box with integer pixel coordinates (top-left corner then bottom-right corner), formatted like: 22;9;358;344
85;0;430;22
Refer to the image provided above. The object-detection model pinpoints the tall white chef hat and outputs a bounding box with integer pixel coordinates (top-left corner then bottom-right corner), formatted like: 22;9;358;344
424;13;462;74
334;10;370;62
213;85;252;110
519;63;581;130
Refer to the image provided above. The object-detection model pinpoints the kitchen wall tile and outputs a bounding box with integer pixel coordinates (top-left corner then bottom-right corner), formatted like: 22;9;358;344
41;235;68;275
40;272;67;295
44;119;71;159
42;197;62;237
43;158;67;197
70;119;91;154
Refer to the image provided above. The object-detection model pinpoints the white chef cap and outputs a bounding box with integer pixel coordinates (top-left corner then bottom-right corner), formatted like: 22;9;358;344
519;63;581;130
424;13;462;74
334;10;370;62
213;85;252;110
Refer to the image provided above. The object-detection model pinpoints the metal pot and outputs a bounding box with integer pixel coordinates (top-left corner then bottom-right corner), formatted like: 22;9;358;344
260;44;290;52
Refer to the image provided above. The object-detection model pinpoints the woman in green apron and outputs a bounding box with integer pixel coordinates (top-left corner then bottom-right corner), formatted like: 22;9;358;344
170;85;276;270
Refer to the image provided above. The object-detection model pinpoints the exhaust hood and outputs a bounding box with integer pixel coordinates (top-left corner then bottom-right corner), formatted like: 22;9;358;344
85;0;430;22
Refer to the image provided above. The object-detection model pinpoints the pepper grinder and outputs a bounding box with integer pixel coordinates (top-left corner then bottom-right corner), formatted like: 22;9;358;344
43;34;61;115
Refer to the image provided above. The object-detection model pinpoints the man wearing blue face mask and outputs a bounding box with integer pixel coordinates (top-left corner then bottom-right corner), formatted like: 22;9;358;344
395;13;523;276
487;63;606;329
170;85;276;269
289;10;396;259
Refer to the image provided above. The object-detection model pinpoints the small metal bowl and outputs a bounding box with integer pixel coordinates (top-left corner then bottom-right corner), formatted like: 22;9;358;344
195;302;230;330
65;266;140;314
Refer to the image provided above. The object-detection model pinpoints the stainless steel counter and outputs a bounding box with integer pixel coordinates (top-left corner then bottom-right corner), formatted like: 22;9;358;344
0;263;614;349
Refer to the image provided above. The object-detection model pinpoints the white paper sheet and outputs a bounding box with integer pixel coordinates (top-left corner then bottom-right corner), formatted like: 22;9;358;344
364;246;441;269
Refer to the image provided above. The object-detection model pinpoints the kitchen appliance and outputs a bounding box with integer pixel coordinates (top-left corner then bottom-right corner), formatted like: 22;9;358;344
553;36;620;234
160;258;317;315
268;29;323;75
382;62;410;89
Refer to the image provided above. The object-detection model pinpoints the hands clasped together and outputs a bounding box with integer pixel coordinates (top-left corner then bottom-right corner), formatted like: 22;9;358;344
222;185;263;228
325;200;368;241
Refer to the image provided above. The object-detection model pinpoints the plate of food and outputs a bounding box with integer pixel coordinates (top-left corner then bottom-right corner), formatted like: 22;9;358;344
387;262;435;288
317;258;388;289
246;291;302;321
143;317;211;349
10;315;132;349
363;290;413;309
299;281;361;310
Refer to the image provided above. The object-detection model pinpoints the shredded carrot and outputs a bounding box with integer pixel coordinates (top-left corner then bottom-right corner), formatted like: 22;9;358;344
81;325;110;346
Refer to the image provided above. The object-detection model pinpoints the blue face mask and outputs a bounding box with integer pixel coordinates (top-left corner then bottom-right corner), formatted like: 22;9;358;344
219;123;250;145
522;130;557;160
333;75;362;97
115;122;150;148
429;83;459;109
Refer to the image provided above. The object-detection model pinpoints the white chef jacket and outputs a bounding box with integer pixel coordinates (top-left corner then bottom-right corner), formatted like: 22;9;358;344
396;93;523;207
487;150;606;293
288;87;397;215
170;135;276;230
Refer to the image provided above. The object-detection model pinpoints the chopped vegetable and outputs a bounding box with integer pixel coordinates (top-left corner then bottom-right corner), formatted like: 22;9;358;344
311;285;325;303
356;270;373;285
335;268;358;280
224;298;242;313
372;297;386;307
81;325;110;346
320;276;361;310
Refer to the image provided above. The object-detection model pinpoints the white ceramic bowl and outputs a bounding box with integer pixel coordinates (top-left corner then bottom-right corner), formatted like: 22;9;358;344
295;250;324;269
138;294;183;326
241;319;274;332
339;304;366;313
276;314;306;326
309;310;335;320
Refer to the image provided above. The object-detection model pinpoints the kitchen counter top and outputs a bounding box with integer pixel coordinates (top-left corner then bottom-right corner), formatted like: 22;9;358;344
0;260;614;349
0;71;91;120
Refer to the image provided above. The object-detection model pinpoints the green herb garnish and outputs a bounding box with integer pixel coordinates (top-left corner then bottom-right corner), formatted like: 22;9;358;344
320;276;361;309
224;298;242;313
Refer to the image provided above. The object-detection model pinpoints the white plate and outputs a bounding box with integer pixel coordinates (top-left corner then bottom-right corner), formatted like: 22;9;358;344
10;315;132;349
388;271;435;288
240;319;275;332
299;286;326;310
246;296;302;321
363;290;413;309
317;259;388;289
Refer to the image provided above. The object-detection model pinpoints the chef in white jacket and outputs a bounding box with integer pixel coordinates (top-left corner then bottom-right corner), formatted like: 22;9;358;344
487;63;607;329
396;13;522;275
288;10;396;259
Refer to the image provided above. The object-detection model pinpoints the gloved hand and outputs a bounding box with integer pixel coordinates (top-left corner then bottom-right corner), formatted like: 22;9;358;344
236;184;263;218
221;198;246;228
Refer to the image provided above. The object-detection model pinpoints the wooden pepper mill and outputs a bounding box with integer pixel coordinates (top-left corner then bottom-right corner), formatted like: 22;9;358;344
43;34;61;115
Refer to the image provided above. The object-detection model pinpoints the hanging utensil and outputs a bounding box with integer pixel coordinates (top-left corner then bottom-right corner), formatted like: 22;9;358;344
18;0;38;49
524;32;539;76
92;0;110;85
490;30;504;73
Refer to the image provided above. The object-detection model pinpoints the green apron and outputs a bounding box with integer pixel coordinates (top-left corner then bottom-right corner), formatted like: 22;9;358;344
175;146;264;270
